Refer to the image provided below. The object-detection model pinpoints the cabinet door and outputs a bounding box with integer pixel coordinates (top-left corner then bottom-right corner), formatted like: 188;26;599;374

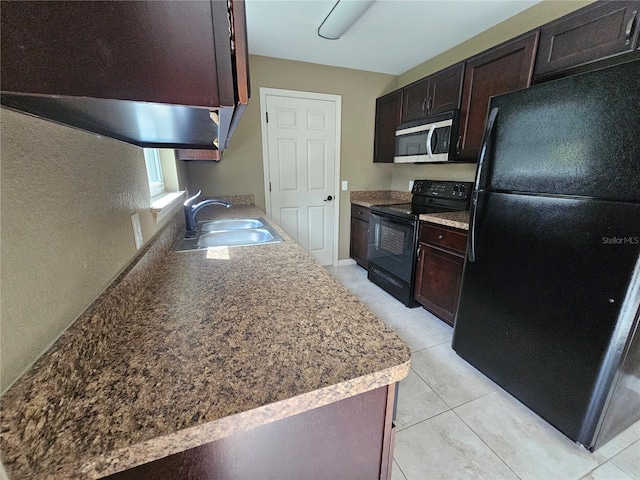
534;1;640;81
350;217;369;268
401;78;430;123
373;90;403;163
458;32;538;160
414;242;465;326
0;1;225;106
428;62;465;116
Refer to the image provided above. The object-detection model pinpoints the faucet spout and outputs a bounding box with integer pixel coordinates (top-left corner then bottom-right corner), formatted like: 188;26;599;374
184;191;232;236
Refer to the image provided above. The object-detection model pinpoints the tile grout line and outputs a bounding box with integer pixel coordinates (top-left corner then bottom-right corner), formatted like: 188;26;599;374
393;458;409;480
450;406;525;480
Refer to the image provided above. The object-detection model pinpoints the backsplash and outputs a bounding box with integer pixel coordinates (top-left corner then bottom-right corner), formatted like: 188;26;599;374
350;190;412;203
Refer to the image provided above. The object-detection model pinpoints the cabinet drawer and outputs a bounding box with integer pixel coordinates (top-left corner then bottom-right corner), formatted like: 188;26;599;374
351;204;371;222
419;222;467;253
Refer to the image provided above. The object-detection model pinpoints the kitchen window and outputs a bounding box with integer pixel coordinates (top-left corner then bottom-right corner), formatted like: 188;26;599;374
144;148;165;197
143;148;186;223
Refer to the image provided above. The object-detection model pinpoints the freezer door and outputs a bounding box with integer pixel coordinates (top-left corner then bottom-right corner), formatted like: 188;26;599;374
452;192;640;447
485;60;640;201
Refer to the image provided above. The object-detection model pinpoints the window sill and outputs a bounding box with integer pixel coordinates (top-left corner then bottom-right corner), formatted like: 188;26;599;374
151;191;186;224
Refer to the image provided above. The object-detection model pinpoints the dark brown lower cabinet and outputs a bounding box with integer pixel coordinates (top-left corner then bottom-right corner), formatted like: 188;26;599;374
350;204;371;268
414;222;468;326
106;384;397;480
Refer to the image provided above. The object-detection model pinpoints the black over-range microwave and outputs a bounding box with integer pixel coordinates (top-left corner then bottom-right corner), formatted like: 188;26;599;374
393;110;460;163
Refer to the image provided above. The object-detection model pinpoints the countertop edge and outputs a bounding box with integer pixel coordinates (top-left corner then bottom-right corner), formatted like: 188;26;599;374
79;360;411;478
419;212;470;231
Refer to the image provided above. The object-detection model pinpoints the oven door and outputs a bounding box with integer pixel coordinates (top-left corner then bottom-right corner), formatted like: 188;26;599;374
367;212;419;307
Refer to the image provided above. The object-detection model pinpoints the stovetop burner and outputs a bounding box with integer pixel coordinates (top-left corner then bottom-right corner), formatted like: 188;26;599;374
370;180;473;220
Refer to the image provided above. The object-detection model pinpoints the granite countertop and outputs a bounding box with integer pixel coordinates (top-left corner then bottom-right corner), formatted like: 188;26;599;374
1;205;410;479
349;192;470;231
420;211;471;231
350;190;411;208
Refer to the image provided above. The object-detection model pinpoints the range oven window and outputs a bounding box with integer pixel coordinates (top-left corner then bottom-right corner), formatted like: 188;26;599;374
368;213;416;284
379;224;405;255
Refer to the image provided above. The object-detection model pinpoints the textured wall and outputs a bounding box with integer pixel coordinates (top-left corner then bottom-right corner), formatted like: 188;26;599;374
0;109;180;392
185;54;397;261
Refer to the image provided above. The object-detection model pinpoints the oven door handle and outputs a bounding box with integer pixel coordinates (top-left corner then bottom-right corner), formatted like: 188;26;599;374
374;221;381;248
426;125;435;159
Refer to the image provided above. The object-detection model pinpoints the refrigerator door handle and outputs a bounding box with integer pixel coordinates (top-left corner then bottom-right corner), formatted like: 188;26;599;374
468;191;480;262
469;107;499;262
474;107;499;192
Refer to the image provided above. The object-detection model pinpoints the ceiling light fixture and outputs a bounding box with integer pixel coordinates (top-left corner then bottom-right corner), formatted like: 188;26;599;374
318;0;375;40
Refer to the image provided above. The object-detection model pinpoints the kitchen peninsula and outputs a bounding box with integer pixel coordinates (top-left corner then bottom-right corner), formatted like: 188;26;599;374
0;204;410;479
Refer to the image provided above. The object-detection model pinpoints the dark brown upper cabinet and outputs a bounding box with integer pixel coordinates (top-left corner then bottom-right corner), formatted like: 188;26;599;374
401;63;464;123
0;0;249;152
534;1;640;82
373;90;403;163
458;32;538;160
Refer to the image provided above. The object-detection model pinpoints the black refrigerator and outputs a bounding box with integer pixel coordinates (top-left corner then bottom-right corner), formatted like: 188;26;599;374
452;60;640;451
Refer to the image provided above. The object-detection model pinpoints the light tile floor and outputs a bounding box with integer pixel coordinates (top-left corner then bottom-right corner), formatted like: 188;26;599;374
325;264;640;480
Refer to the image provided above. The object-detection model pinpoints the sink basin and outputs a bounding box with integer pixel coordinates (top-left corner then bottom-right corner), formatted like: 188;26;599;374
175;217;283;252
197;228;275;247
200;218;264;232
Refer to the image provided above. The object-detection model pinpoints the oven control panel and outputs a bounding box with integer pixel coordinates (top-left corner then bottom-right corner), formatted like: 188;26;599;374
412;180;473;200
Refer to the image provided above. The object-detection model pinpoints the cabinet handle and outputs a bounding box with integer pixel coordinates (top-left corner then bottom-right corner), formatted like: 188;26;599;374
626;10;637;45
456;135;462;155
427;97;433;113
416;245;421;260
438;234;444;240
421;98;427;113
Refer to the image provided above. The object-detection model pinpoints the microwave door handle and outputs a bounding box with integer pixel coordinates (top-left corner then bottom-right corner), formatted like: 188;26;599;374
426;125;435;159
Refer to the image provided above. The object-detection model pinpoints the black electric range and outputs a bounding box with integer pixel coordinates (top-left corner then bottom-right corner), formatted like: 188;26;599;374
368;180;472;306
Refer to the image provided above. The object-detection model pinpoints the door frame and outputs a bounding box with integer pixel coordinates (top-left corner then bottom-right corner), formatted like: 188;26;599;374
259;87;342;266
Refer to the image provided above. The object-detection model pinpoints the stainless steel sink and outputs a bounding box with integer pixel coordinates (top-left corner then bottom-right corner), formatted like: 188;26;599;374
200;218;264;232
175;217;283;252
197;228;275;247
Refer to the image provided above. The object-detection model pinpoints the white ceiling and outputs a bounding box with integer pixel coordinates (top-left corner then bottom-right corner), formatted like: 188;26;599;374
245;0;542;75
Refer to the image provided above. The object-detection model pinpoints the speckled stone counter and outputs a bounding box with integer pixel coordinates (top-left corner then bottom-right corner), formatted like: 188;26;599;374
0;205;410;479
420;211;470;231
350;190;411;208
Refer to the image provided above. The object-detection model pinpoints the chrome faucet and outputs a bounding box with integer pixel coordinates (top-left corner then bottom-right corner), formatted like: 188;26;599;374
184;190;232;237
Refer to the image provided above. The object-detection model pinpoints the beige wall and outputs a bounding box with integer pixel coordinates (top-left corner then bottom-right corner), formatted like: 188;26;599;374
389;0;595;190
185;55;397;261
0;109;182;392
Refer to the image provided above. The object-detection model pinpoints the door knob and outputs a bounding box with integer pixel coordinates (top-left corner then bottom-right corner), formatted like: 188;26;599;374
324;195;333;202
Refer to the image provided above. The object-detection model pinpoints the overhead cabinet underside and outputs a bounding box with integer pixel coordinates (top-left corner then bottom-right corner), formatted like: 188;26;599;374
0;0;249;151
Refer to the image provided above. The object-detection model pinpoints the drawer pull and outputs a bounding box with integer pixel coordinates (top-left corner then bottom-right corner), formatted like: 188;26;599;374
438;234;444;240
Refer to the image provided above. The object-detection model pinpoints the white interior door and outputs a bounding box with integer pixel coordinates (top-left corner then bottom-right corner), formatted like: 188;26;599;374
261;89;340;266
